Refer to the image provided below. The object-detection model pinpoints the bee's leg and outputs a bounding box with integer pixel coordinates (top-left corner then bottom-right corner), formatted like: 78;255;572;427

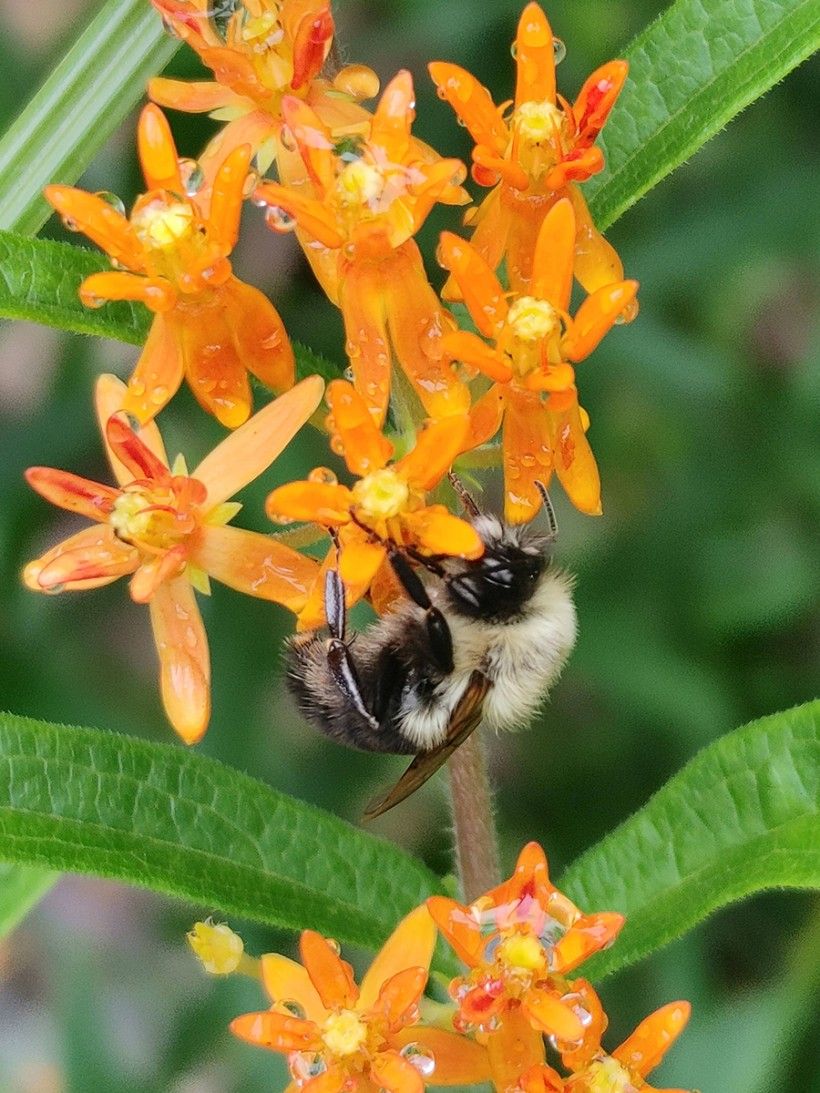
323;569;380;730
386;547;454;675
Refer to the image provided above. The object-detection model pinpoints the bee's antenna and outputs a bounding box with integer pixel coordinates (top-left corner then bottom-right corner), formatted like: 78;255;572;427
534;481;558;540
448;471;481;519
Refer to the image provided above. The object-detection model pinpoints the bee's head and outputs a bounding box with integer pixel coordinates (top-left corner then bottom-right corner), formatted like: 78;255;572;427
442;515;551;621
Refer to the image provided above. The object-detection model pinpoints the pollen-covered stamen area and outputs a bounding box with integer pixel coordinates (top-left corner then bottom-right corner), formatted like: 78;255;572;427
350;467;422;539
108;477;205;555
330;147;424;233
501;296;565;379
565;1056;641;1093
513;99;569;178
289;1008;392;1085
130;191;230;291
321;1009;369;1057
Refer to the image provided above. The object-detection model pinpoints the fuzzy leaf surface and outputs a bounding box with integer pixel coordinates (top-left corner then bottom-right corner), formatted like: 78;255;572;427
588;0;820;229
0;713;442;949
559;701;820;979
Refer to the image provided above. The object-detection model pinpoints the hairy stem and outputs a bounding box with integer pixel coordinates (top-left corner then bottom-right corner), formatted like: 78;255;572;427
448;732;500;902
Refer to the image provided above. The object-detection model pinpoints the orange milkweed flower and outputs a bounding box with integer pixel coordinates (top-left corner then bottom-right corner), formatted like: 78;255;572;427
429;2;632;312
254;71;472;426
438;198;638;521
427;842;624;1093
230;906;491;1092
23;374;323;744
520;999;692;1093
266;380;483;628
45;104;294;428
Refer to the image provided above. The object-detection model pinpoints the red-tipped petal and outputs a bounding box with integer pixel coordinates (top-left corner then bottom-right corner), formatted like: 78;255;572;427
105;415;170;482
95;373;169;484
25;525;138;592
573;59;628;145
25;467;117;522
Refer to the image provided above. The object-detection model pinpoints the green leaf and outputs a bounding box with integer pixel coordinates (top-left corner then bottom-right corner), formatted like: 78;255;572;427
0;861;58;938
0;712;442;949
0;230;343;383
0;0;178;235
559;701;820;979
588;0;820;230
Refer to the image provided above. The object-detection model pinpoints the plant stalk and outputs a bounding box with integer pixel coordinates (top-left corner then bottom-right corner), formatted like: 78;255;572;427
448;731;500;902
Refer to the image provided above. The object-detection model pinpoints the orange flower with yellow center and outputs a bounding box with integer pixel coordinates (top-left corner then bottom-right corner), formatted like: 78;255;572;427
23;374;323;743
427;843;624;1093
45;104;294;428
429;2;632;311
254;71;472;425
230;907;491;1092
267;380;483;627
438;198;638;521
520;1000;692;1093
149;0;379;188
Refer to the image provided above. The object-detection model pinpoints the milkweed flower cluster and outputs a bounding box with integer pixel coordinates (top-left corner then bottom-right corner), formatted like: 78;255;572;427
192;843;691;1092
26;0;636;739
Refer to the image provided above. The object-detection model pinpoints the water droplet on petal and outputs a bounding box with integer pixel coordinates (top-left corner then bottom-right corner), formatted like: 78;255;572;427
281;999;306;1019
44;582;65;595
95;190;126;216
60;215;80;232
326;938;341;954
553;37;567;64
264;205;296;233
242;168;260;197
178;159;206;196
290;1051;327;1084
343;366;354;382
150;385;170;406
400;1043;436;1078
520;453;536;468
269;512;296;526
308;467;338;486
510;41;518;59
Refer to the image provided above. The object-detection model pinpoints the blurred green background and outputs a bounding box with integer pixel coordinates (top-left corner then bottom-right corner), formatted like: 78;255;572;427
0;0;818;1090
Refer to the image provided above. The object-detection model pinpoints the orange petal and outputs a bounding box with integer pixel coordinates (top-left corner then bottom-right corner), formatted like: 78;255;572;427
505;193;551;295
138;103;183;193
229;1009;321;1053
518;1064;565;1093
105;415;169;482
502;386;554;524
548;392;601;515
427;62;508;156
437;233;508;337
79;271;175;313
371;69;415;164
404;158;469;239
443;186;511;305
281;95;335;193
148;76;238;113
395;416;469;493
521;987;584;1041
557;978;607;1071
339;260;391;426
25;525;138;592
403;506;483;559
261;953;327;1024
191;525;319;611
95;373;168;484
290;5;334;90
486;841;552;910
441;330;511;384
563;280;639;361
531;197;575;310
148;576;210;744
393;1026;491;1085
197;109;278;212
546;146;605;189
301;1065;347;1093
25;467;117;522
368;556;406;616
338;537;388;601
221;277;295;392
369;966;427;1030
359;906;435;1011
613;1001;691;1079
426;897;483;966
129;545;188;604
255;182;344;248
384;245;471;420
551;912;625;974
486;1006;546;1091
266;481;353;526
119;314;185;424
176;302;253;428
515;2;556;107
369;1051;423;1093
208;143;252;251
573;60;628;145
326;379;393;476
466;383;506;448
44;185;139;270
566;185;636;318
194;375;323;505
299;931;358;1010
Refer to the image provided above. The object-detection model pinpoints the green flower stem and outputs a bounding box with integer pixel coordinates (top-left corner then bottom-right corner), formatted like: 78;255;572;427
448;732;500;902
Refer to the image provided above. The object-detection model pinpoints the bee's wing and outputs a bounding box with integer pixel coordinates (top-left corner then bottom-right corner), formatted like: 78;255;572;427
362;671;490;821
